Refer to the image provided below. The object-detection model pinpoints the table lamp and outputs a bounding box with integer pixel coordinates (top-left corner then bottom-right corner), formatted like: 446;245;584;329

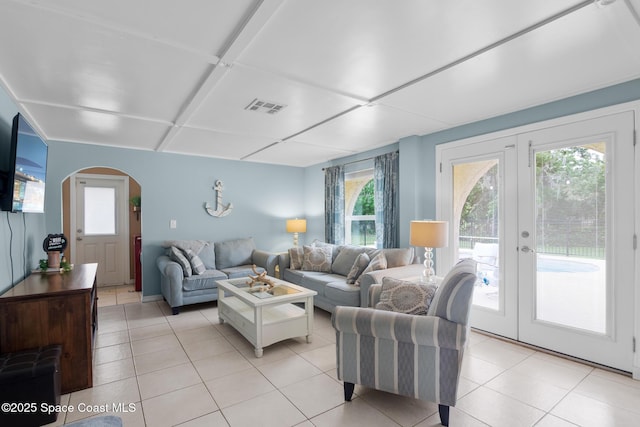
410;220;449;284
286;219;306;247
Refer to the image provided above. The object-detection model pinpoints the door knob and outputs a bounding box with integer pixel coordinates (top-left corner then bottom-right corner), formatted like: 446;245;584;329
521;246;535;253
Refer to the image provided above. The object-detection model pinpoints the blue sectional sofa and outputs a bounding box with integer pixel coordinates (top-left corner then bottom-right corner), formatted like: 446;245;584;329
278;242;425;312
156;237;277;314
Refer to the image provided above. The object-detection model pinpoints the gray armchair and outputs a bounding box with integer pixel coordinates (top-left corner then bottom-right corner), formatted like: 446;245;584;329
332;259;476;426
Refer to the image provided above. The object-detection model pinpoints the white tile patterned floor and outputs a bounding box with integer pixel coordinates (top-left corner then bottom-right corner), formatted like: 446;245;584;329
45;286;640;427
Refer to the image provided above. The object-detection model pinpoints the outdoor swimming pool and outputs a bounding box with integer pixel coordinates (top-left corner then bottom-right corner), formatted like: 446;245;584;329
536;257;600;273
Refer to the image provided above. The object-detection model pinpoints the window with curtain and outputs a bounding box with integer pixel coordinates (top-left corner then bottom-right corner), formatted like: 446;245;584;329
328;151;399;248
345;169;375;247
374;151;399;248
324;165;345;244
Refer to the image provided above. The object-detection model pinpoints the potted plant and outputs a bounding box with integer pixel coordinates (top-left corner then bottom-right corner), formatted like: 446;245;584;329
130;196;141;220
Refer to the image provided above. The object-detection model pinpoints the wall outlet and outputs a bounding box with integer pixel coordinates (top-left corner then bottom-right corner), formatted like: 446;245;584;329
170;219;177;229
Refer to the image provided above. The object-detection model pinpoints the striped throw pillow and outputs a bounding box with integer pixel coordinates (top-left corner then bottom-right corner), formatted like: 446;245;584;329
184;249;206;275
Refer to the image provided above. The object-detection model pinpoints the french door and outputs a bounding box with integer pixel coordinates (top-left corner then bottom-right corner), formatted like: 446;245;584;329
438;111;635;371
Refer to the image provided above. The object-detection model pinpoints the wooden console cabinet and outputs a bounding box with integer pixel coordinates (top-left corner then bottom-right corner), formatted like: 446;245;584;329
0;263;98;394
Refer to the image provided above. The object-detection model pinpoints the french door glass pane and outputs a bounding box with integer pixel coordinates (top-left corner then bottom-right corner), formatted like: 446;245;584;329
454;159;500;310
84;186;116;235
534;143;606;333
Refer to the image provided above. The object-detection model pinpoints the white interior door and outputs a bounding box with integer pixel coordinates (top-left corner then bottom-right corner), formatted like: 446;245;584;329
72;174;129;286
438;111;635;371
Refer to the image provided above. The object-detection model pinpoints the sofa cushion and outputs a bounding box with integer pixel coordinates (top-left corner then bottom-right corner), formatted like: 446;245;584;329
355;252;387;285
302;245;332;272
184;249;206;275
325;281;360;307
215;238;256;270
301;272;346;297
375;277;437;315
221;265;265;279
282;268;307;285
312;240;340;262
182;269;226;291
381;248;414;268
346;252;370;284
198;243;217;270
289;247;304;270
169;246;192;277
331;245;366;276
163;240;208;254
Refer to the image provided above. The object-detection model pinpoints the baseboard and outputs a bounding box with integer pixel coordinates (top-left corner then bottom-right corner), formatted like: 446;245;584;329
141;294;163;303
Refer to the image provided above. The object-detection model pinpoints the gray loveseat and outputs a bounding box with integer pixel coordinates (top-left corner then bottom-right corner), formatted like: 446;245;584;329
278;242;425;312
157;237;277;314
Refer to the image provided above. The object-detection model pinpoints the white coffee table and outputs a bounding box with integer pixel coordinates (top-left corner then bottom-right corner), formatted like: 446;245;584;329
217;276;317;357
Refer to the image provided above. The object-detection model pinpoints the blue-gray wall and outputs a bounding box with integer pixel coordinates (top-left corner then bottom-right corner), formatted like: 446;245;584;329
0;89;47;294
45;141;305;298
311;78;640;251
1;78;639;297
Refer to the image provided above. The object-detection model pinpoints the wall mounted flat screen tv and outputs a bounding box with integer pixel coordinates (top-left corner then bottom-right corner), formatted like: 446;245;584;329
0;113;48;213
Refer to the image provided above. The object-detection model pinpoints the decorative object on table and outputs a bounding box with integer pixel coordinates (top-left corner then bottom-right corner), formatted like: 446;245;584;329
42;233;68;270
410;220;449;284
286;218;306;246
205;180;233;217
246;264;276;289
130;195;141;221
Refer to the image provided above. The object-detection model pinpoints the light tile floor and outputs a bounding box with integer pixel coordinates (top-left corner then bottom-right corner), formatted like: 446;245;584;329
47;286;640;427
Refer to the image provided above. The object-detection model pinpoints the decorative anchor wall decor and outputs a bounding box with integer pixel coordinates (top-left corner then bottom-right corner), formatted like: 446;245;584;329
205;180;233;217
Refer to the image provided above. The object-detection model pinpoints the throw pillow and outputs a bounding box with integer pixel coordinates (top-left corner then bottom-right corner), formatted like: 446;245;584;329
184;249;206;275
355;252;388;286
302;245;332;272
331;245;365;276
382;248;415;268
346;252;370;284
288;247;304;270
169;246;192;277
375;277;437;315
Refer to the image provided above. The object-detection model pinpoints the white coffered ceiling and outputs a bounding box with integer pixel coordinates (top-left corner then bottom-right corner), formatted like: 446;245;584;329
1;0;639;167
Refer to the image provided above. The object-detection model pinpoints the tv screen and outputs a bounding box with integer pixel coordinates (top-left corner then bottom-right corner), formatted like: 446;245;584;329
1;113;48;213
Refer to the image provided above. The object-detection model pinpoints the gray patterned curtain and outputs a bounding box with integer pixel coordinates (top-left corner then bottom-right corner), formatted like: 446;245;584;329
374;151;399;248
324;165;345;244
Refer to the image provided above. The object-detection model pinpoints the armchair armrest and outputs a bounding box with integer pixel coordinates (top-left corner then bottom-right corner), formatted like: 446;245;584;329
252;249;278;277
332;306;466;351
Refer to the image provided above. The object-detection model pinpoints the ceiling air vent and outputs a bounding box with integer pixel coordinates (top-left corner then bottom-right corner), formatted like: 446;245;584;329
244;98;287;115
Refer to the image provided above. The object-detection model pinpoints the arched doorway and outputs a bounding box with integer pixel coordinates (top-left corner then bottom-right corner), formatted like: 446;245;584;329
62;167;141;298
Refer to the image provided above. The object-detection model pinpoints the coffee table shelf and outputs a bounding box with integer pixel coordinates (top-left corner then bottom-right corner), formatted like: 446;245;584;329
217;276;316;357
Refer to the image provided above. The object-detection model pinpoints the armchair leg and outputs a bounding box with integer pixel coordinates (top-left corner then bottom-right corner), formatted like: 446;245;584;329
344;382;355;401
172;307;179;315
438;404;450;426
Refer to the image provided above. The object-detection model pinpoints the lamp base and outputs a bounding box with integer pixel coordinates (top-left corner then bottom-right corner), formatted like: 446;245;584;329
421;247;436;285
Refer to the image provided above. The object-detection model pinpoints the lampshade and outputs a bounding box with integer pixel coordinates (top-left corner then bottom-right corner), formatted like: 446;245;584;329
286;219;307;233
410;221;449;248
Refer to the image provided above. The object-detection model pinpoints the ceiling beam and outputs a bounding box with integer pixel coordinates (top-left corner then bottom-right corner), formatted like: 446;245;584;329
155;0;287;153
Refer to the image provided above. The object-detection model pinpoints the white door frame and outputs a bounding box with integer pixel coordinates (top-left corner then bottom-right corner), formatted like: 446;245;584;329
437;100;640;378
439;136;519;339
516;111;634;371
70;173;130;285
